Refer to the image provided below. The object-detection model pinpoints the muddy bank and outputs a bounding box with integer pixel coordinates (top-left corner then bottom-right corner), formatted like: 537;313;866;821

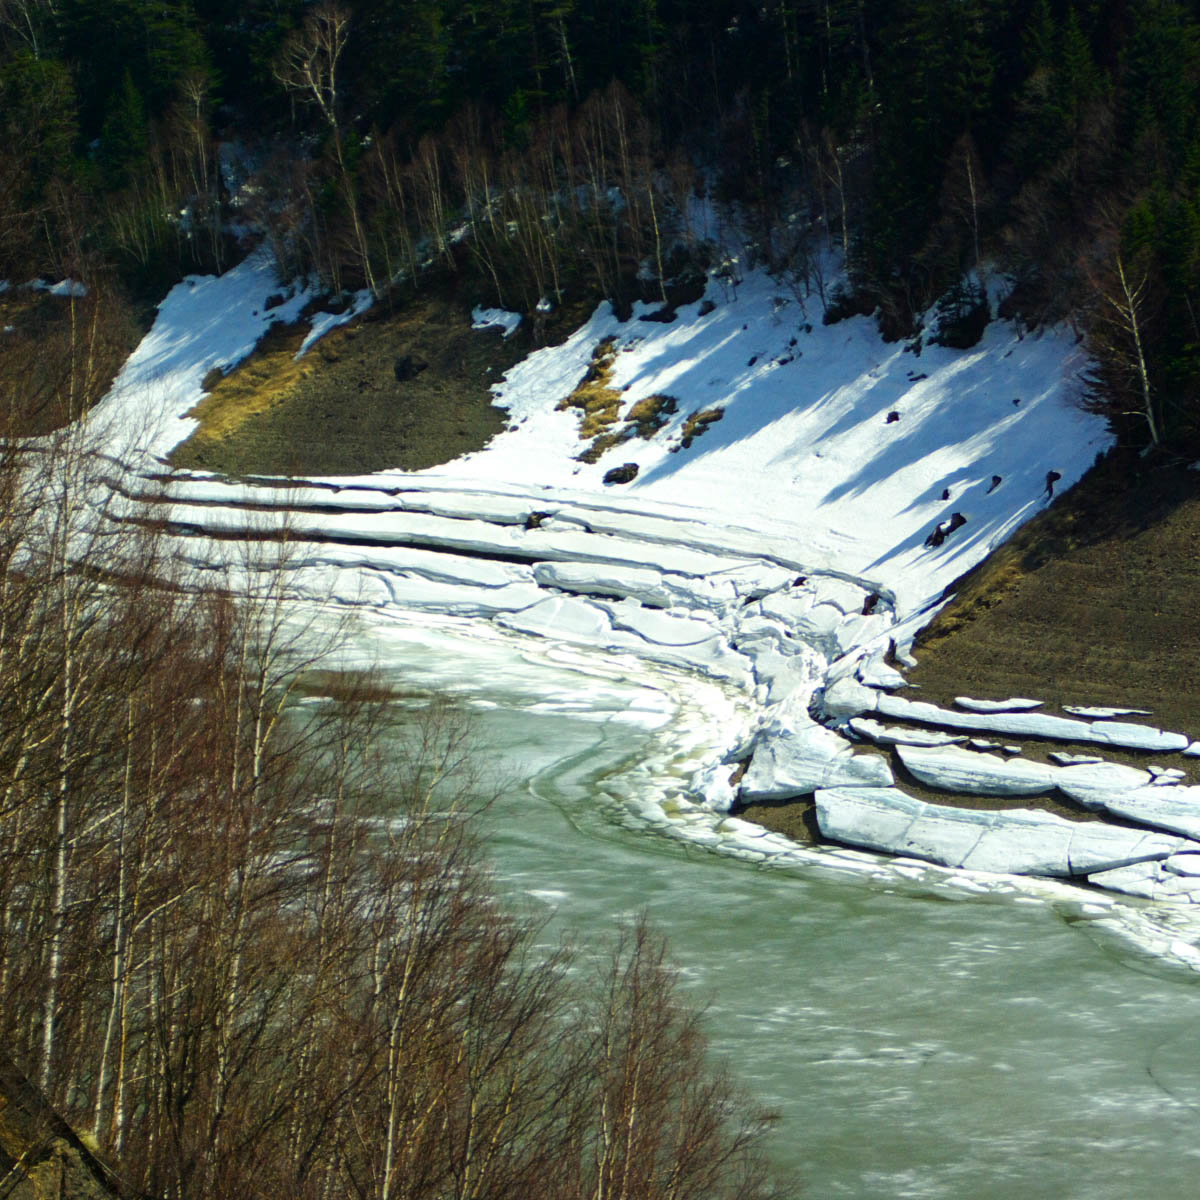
170;295;531;477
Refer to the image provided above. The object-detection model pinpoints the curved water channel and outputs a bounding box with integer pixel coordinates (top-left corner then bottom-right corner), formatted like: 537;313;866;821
336;611;1200;1200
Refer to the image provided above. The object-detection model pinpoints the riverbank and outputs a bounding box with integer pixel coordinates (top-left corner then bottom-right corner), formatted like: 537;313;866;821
94;247;1200;942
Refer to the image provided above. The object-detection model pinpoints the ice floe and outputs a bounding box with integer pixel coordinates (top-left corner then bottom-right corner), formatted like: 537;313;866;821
955;696;1043;712
815;786;1188;877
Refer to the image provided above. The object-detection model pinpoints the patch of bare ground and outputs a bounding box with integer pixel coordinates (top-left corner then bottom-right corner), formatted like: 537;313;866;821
169;293;538;477
908;448;1200;742
738;797;821;843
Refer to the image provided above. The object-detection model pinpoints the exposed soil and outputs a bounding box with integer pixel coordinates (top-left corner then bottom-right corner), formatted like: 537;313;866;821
739;797;820;843
908;448;1200;740
170;294;539;477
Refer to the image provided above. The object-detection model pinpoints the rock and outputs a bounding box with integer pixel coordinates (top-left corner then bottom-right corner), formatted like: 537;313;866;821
896;743;1058;796
603;463;639;485
0;1051;122;1199
924;511;967;548
393;354;428;382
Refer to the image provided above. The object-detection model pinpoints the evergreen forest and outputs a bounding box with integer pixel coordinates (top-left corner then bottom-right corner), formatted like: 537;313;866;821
2;0;1200;446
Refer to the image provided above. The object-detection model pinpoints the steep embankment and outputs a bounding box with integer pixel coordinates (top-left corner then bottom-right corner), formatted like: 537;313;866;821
909;450;1200;737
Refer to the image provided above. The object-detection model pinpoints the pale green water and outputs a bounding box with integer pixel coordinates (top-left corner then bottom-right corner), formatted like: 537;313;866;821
361;620;1200;1198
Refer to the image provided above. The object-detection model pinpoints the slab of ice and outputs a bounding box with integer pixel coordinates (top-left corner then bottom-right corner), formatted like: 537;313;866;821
1056;762;1153;809
820;677;882;720
1049;752;1104;766
814;787;926;851
1063;705;1151;719
1165;853;1200;876
1148;766;1186;783
1102;786;1200;841
955;696;1044;713
897;744;1058;796
690;761;739;812
1089;861;1200;902
741;709;893;800
499;595;614;643
533;560;671;606
877;693;1189;752
816;787;1183;877
855;652;907;690
847;717;967;748
602;598;719;647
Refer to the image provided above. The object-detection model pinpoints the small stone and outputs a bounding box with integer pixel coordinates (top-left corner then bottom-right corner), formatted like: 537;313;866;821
602;462;639;485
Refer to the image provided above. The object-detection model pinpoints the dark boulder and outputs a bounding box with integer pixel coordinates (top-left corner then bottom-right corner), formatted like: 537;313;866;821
393;355;429;382
603;463;639;485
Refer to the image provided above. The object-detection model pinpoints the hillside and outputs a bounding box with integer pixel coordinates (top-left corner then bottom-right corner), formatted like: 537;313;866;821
910;449;1200;737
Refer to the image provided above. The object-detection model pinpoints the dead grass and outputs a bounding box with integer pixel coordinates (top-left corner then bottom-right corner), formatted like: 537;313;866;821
557;341;684;464
677;406;724;449
557;338;624;446
182;320;316;446
169;294;520;476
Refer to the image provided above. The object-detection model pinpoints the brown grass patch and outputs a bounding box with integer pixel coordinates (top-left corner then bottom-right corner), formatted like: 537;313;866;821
558;338;624;445
626;393;678;438
169;294;520;477
182;319;316;446
678;406;724;448
558;344;683;463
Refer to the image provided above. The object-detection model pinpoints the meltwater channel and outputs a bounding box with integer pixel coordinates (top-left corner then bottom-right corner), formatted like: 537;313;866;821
339;610;1200;1200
